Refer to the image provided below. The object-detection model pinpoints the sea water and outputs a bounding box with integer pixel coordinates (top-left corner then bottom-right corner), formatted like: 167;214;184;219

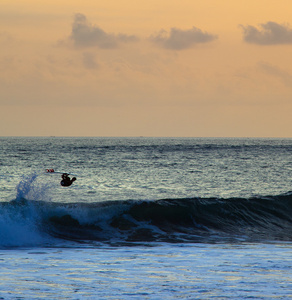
0;137;291;299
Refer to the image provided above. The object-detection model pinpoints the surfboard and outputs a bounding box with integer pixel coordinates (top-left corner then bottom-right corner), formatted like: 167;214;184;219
45;169;78;176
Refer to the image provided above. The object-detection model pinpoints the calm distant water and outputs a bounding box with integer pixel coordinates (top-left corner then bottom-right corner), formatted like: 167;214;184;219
0;137;292;299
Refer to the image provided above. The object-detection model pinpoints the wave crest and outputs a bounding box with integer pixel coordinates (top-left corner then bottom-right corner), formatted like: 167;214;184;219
2;193;291;247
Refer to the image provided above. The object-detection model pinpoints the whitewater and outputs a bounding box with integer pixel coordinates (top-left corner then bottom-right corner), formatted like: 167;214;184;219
0;137;292;299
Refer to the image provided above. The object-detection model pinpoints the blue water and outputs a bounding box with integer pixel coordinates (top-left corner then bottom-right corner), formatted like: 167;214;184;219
0;137;292;299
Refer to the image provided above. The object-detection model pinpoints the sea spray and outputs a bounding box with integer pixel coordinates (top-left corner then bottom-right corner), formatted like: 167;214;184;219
0;173;57;247
16;172;55;202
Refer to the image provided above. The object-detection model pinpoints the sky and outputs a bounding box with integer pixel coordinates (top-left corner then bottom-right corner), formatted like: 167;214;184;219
1;0;292;137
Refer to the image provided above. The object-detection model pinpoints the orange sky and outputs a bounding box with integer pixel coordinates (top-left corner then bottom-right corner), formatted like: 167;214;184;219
1;0;292;137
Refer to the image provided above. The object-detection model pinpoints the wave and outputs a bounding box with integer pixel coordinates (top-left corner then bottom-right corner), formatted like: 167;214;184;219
0;173;290;247
1;192;292;247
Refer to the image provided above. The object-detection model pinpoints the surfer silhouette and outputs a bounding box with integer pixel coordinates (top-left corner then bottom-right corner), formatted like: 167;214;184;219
60;173;76;187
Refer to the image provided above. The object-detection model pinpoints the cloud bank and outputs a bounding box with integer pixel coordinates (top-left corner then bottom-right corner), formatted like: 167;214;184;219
70;13;139;48
241;21;292;45
150;27;217;50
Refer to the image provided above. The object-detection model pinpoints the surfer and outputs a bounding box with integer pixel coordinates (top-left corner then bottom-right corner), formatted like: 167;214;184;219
60;173;76;187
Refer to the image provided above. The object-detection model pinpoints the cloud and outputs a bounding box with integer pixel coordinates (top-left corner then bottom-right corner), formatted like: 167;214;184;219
150;27;217;50
70;13;139;49
258;62;292;86
240;21;292;45
82;52;99;69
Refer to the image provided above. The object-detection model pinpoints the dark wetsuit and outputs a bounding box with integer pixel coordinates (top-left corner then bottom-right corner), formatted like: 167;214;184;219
60;173;76;187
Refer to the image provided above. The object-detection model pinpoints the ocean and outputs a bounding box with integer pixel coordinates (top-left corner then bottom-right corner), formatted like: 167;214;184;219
0;137;291;299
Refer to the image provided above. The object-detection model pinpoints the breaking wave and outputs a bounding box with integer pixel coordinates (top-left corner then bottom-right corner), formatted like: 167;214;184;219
0;172;291;248
1;193;292;247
